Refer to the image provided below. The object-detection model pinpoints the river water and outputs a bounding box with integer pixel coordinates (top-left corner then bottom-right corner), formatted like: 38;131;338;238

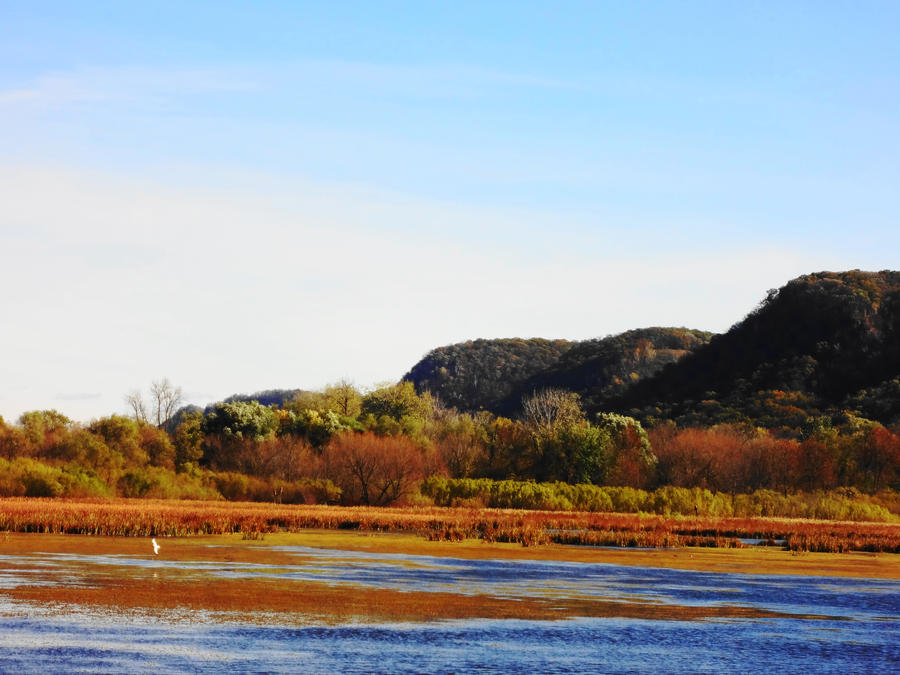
0;544;898;673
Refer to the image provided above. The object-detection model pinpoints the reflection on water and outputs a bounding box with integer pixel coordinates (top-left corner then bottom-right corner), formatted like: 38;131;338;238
0;544;898;673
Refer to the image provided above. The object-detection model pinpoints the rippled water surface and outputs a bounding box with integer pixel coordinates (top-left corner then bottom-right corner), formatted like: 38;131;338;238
1;543;898;673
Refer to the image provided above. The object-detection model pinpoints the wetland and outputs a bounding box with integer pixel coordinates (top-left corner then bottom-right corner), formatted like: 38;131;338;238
1;531;898;673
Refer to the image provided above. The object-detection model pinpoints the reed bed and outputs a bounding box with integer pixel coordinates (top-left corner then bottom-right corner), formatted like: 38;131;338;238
2;498;899;553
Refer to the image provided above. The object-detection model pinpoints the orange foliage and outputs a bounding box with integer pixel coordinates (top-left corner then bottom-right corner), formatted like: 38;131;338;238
322;432;426;506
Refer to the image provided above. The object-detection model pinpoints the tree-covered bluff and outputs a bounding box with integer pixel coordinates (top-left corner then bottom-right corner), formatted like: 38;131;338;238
402;328;711;415
496;327;713;415
611;270;900;430
402;338;574;412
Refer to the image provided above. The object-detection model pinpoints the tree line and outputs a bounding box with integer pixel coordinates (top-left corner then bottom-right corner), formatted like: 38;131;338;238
1;377;899;507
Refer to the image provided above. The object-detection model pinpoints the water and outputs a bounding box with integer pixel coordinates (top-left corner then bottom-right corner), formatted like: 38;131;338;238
0;544;898;673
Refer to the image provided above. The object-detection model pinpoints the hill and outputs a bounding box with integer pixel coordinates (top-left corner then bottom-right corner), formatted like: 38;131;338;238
402;329;711;415
495;327;713;415
402;338;574;412
610;270;900;429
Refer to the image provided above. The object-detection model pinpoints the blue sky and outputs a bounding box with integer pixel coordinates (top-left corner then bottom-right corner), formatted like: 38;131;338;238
1;2;898;421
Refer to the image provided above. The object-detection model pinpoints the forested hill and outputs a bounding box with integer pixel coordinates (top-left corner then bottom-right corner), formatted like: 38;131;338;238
494;327;713;415
610;270;900;429
402;329;711;415
402;338;574;412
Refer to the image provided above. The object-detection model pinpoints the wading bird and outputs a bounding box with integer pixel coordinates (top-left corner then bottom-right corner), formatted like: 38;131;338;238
152;538;160;555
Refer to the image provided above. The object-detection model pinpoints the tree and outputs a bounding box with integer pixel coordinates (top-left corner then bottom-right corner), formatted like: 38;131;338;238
595;413;655;487
253;435;316;482
88;415;148;468
322;432;425;506
284;408;355;447
203;400;278;441
323;380;363;418
125;378;183;429
556;422;611;485
0;421;27;461
18;410;72;455
173;412;204;472
125;390;149;424
857;426;900;491
151;378;183;430
520;390;605;483
521;389;584;432
432;413;486;478
361;382;433;422
51;429;122;485
202;400;279;472
138;425;175;470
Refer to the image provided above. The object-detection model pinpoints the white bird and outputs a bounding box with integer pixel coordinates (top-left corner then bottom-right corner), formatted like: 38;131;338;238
151;538;160;555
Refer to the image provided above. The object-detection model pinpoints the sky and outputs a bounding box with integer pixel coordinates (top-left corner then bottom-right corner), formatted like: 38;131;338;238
1;1;898;422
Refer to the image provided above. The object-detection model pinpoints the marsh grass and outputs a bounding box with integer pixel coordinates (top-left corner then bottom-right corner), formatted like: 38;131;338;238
1;497;899;553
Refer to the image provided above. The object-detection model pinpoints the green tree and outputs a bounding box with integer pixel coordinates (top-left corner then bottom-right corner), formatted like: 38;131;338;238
51;429;122;485
596;412;656;488
323;380;363;418
520;389;597;482
203;401;278;441
173;412;205;472
361;382;433;422
18;410;72;454
278;408;356;447
88;415;149;468
202;401;278;472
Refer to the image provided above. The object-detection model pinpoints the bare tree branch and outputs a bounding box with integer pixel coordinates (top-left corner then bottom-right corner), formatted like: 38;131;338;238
150;378;183;429
125;390;149;424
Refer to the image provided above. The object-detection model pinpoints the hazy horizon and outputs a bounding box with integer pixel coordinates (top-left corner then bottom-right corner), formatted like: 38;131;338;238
2;2;898;422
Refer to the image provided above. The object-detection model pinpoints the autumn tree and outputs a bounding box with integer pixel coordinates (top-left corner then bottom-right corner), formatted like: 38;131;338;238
480;416;532;479
88;415;149;468
322;432;425;506
137;424;175;470
857;426;900;491
596;412;656;488
0;420;28;461
253;435;316;482
431;412;487;478
18;410;72;455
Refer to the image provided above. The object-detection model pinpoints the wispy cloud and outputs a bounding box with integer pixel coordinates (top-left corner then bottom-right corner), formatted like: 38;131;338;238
0;59;578;112
55;392;102;401
0;66;258;109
